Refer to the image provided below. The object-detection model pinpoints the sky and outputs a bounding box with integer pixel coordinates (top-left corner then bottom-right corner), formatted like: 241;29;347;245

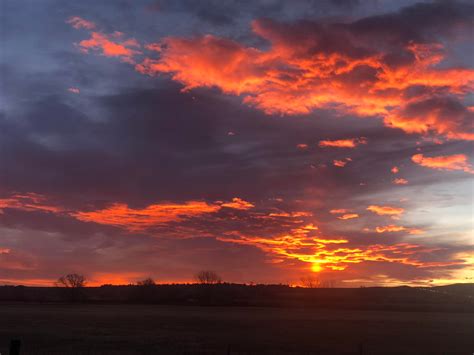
0;0;473;287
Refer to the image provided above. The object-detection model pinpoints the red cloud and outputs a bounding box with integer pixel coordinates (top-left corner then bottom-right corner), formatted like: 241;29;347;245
412;153;473;173
367;205;404;216
319;137;367;148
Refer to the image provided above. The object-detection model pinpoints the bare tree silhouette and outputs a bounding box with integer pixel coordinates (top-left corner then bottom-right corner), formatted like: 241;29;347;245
56;273;86;302
56;273;86;288
136;278;156;286
300;276;337;288
300;276;322;288
195;270;222;284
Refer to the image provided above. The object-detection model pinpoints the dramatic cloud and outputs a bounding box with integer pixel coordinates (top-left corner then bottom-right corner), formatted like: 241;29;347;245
1;0;472;287
412;153;474;173
222;228;455;273
122;2;473;141
319;137;367;148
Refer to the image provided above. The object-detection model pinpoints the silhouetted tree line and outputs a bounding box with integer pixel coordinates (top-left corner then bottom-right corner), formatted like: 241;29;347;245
1;272;472;312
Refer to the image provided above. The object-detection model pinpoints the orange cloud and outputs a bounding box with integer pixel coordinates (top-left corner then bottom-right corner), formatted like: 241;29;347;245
385;97;474;141
393;178;408;185
220;227;448;273
73;201;218;231
319;137;367;148
408;229;425;235
220;197;254;210
67;16;96;30
376;225;424;234
73;198;254;231
69;14;474;141
77;31;141;63
367;205;404;216
0;248;10;254
412;153;474;173
333;158;352;167
128;19;473;141
0;193;63;214
296;143;308;150
330;209;360;220
268;211;312;218
337;214;359;220
391;166;399;174
375;225;406;233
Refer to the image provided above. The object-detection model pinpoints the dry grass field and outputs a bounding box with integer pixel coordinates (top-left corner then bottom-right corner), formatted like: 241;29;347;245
0;303;472;354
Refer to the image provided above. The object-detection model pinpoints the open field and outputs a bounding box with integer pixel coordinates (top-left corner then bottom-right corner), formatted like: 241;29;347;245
0;303;473;355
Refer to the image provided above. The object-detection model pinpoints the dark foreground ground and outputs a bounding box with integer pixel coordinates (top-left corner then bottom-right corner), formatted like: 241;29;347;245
0;303;473;355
